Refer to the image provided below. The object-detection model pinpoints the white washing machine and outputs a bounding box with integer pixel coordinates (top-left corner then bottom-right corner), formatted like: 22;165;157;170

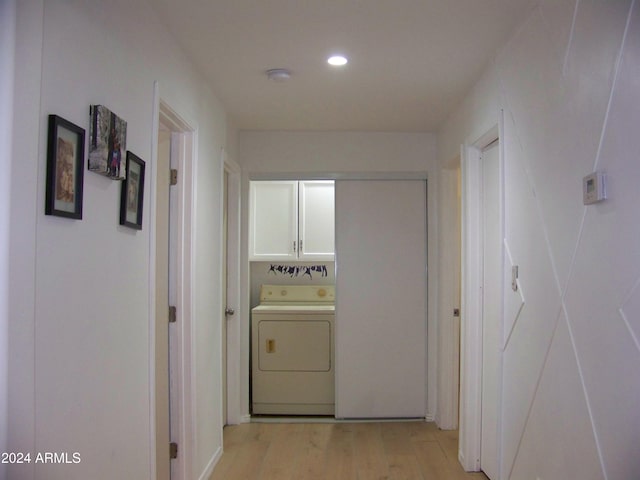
251;284;335;415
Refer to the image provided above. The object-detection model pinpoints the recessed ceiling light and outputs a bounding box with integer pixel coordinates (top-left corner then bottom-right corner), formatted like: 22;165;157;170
327;55;348;66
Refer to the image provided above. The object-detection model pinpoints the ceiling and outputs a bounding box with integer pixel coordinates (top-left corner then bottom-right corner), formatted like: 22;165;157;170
148;0;534;132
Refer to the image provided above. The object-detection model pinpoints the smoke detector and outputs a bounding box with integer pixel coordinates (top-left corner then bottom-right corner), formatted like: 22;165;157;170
266;68;291;82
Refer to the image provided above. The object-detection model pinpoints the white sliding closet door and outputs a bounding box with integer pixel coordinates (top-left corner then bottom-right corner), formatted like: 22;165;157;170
335;180;427;418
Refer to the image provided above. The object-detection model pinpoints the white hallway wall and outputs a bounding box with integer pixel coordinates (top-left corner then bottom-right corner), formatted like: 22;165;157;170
9;1;228;479
439;1;640;479
238;131;439;420
0;2;16;479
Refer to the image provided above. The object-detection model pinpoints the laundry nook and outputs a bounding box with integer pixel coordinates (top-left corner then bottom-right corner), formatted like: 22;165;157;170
251;284;335;415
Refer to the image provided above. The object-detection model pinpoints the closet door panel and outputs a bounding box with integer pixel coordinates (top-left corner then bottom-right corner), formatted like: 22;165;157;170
335;180;427;418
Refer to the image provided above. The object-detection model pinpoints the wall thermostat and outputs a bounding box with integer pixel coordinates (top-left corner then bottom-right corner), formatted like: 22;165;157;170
583;171;606;205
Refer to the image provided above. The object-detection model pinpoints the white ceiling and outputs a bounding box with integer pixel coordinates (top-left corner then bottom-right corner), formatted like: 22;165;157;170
148;0;534;132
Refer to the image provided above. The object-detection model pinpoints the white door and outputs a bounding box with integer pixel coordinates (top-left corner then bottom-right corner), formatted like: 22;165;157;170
481;140;501;479
168;131;182;480
223;157;241;425
335;180;427;418
222;170;228;423
155;127;171;480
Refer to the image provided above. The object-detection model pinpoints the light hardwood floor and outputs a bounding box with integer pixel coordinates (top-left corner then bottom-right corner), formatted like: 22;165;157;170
210;421;489;480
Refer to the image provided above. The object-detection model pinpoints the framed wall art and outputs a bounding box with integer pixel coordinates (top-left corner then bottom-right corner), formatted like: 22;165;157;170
45;114;85;219
119;151;145;230
88;104;127;179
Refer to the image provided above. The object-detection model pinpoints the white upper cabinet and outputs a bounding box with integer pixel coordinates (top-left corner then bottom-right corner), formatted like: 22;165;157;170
299;181;335;260
249;181;298;260
249;180;335;261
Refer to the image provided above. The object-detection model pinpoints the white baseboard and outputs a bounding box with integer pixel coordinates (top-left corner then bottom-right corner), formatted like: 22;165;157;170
198;446;223;480
250;416;427;424
240;414;252;424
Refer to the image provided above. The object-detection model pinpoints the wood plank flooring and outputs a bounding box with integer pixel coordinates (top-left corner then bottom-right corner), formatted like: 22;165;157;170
209;421;489;480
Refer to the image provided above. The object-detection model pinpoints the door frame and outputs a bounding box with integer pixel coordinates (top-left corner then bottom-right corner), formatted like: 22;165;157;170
150;83;197;480
240;171;436;421
459;115;504;473
221;150;243;425
436;163;462;430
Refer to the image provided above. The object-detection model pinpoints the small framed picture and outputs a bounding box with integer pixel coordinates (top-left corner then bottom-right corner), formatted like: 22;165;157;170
88;104;127;179
119;151;145;230
45;114;85;219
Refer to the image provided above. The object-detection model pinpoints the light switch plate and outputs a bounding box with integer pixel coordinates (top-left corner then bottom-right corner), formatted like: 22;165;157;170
511;266;519;292
583;172;606;205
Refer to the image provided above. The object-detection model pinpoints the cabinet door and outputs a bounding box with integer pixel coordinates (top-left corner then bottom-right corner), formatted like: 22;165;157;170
249;181;298;260
299;181;335;260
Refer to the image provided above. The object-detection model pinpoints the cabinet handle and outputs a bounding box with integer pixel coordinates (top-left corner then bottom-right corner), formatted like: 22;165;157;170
293;241;296;252
299;240;303;252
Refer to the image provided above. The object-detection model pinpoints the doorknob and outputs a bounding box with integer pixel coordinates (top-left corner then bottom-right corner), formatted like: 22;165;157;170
225;307;235;316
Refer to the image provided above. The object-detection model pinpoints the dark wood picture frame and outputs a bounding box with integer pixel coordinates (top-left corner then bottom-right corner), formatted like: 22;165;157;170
45;114;85;219
119;151;145;230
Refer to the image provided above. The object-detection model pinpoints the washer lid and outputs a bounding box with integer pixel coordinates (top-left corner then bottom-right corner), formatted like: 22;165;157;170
259;284;335;304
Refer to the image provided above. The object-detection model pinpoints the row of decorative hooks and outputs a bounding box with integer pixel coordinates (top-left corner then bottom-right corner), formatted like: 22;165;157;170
268;264;328;279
